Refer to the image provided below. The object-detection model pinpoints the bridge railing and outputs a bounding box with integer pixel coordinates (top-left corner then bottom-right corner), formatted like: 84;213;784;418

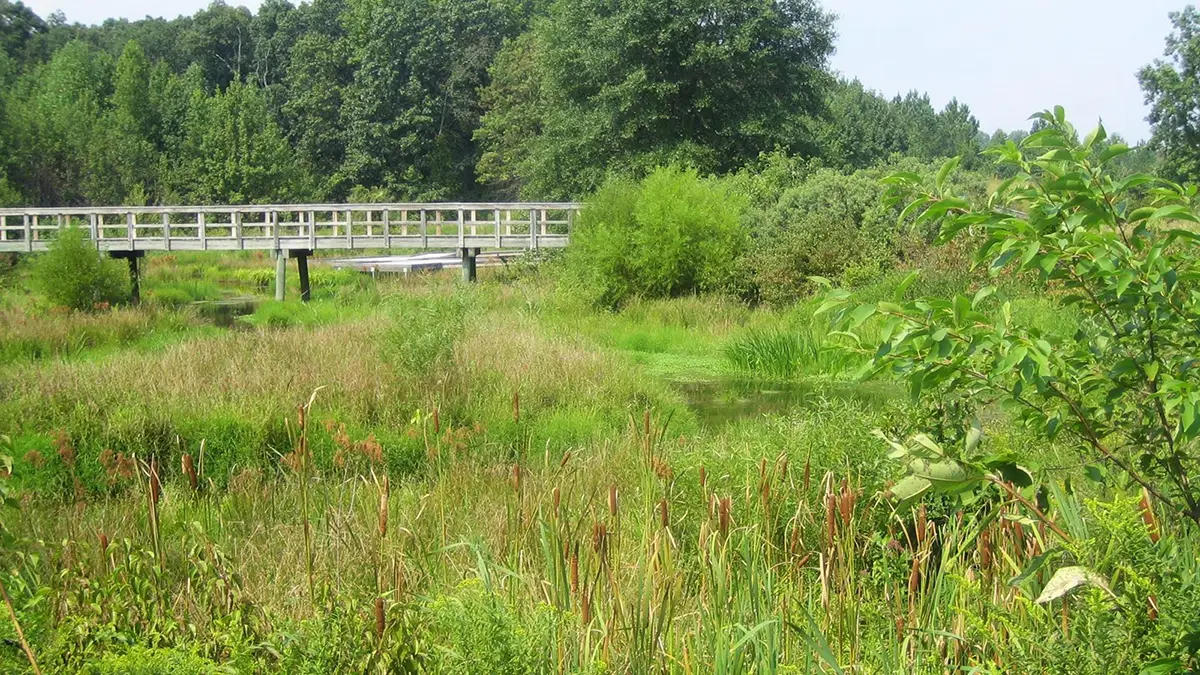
0;203;582;253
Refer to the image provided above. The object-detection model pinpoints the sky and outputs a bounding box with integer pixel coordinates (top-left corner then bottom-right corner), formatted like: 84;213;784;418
26;0;1182;142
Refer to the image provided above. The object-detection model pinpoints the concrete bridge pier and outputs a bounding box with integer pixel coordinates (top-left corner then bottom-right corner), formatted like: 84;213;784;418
274;250;287;301
461;247;479;282
110;250;145;305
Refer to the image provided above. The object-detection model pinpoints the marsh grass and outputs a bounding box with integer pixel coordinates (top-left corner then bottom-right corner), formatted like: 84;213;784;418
0;269;1196;673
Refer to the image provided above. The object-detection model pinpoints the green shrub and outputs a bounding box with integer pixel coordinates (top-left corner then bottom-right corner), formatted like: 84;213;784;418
381;292;470;375
566;166;748;307
31;227;130;311
724;323;859;380
746;168;896;305
428;579;559;675
85;645;222;674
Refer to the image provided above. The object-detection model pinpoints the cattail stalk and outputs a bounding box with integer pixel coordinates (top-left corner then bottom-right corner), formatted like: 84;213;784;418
608;484;618;519
0;576;41;675
182;453;198;492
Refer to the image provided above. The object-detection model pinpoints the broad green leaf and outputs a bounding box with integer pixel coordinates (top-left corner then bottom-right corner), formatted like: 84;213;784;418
893;270;920;302
935;156;962;193
1034;566;1114;604
1098;144;1130;164
848;304;877;328
1009;548;1059;587
885;475;932;510
909;458;982;492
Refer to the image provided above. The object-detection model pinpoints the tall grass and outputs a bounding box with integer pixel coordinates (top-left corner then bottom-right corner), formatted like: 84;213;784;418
724;324;859;379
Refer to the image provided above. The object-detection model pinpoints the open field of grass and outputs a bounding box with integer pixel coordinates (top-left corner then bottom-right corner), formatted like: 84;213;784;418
0;253;1195;674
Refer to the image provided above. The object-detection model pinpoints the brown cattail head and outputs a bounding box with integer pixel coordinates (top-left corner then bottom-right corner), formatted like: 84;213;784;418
643;409;651;439
512;464;522;495
182;453;198;492
560;451;571;468
908;556;921;597
374;597;385;639
802;458;811;492
979;526;992;573
824;491;837;545
149;457;161;505
718;496;731;538
1140;488;1160;543
789;526;801;556
570;542;580;593
513;390;520;424
99;532;109;554
552;486;561;517
592;521;608;558
699;466;707;493
581;583;592;624
608;484;618;518
916;505;928;547
659;498;669;529
759;457;768;483
379;477;389;538
433;408;440;434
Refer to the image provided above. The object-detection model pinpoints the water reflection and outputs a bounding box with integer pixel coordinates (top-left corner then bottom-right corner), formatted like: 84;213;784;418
674;377;898;427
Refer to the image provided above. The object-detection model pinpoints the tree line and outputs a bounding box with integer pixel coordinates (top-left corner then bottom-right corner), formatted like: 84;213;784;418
0;0;1175;207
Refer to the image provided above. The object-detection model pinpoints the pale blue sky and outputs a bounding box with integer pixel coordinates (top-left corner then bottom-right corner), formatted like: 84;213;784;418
27;0;1185;142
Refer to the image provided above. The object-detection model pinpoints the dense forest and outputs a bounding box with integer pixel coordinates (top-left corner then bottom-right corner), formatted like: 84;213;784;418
0;0;1158;207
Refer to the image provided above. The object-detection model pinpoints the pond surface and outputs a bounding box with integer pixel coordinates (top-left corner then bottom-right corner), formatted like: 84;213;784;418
674;376;899;427
192;297;260;327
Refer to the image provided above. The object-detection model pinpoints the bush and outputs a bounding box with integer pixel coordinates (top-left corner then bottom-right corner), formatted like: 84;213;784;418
745;168;896;305
566;166;748;307
31;227;130;311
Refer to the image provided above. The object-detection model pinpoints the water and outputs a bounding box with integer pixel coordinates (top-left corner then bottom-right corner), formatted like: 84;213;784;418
674;376;898;427
192;297;260;328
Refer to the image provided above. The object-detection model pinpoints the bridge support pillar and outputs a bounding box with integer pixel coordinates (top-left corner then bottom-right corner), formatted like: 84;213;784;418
274;250;287;301
289;249;313;302
461;247;478;283
110;250;145;306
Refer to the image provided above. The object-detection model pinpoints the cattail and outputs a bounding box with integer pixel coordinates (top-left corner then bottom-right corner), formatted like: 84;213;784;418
513;390;520;424
99;532;109;554
149;457;161;505
592;522;608;556
512;464;522;495
802;458;811;493
718;496;731;538
839;478;852;529
699;466;707;494
552;486;561;517
659;498;669;529
916;505;927;547
433;408;440;434
581;584;591;624
182;453;197;492
560;451;571;468
789;526;801;556
570;543;580;593
1140;488;1160;543
895;614;905;641
979;526;992;573
608;484;618;518
643;409;651;439
777;455;788;481
759;457;768;483
908;556;921;597
824;491;837;545
374;597;385;639
378;477;389;538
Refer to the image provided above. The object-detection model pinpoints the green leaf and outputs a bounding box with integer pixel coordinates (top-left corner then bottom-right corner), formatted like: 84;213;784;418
1009;548;1059;587
908;458;982;494
971;286;995;309
893;270;920;302
885;475;932;510
1035;566;1114;604
1098;144;1130;165
1083;122;1107;151
807;276;833;289
1139;658;1184;675
1115;270;1136;297
935;156;962;193
848;304;877;328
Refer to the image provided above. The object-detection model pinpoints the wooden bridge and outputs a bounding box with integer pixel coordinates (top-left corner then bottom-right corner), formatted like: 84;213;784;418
0;202;581;301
